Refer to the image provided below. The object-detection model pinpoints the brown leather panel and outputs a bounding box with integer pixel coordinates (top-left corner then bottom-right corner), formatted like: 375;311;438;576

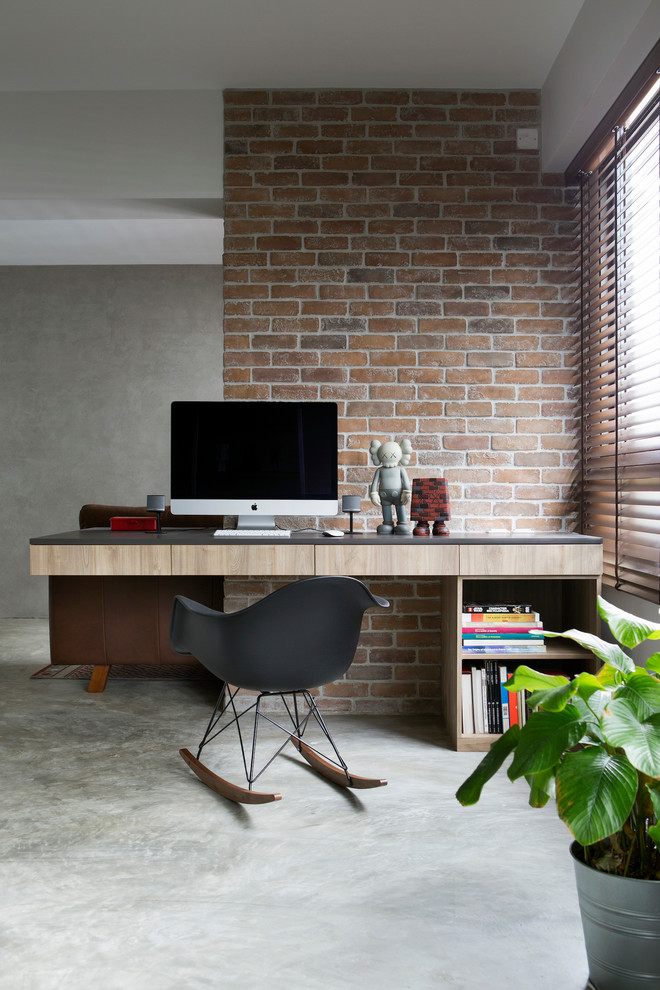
104;578;161;663
49;577;107;664
48;574;223;667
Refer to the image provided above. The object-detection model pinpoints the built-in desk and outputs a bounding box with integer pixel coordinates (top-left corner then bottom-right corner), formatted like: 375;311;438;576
30;530;602;750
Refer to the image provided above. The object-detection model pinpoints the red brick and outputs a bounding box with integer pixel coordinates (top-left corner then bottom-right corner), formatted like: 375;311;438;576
271;90;317;105
365;90;410;105
224;90;270;105
252;301;299;316
301;301;348;316
254;170;300;186
274;123;320;138
411;90;458;105
256;236;302;250
271;283;317;300
317;90;364;105
269;251;316;266
400;106;450;122
222;86;579;579
509;92;540;106
303;106;350;122
351;106;399;121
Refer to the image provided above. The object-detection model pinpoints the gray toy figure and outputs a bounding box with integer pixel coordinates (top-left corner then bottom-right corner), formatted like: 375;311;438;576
369;439;413;535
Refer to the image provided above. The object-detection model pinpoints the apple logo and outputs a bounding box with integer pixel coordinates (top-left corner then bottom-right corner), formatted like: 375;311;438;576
251;503;258;511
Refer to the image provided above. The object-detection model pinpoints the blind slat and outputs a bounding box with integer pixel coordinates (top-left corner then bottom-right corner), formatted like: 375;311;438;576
580;88;660;604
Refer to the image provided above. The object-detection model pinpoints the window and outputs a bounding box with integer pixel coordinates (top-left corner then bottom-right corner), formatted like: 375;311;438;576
579;77;660;602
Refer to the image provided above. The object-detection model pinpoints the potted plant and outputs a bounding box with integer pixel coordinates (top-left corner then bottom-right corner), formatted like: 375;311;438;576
456;595;660;990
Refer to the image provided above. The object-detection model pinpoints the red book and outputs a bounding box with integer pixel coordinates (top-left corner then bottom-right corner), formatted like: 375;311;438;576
509;689;519;726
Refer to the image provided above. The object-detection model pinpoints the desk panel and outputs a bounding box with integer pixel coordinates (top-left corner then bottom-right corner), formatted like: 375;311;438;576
459;542;603;577
171;543;315;577
315;542;459;576
29;543;171;576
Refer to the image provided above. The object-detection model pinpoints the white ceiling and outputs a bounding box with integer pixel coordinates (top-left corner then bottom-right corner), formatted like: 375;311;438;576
0;0;586;92
0;0;588;264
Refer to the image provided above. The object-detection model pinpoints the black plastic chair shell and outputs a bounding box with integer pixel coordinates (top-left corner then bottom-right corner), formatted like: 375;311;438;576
170;576;390;804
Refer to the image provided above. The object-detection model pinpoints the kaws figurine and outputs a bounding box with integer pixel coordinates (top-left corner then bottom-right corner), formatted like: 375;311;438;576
369;438;413;535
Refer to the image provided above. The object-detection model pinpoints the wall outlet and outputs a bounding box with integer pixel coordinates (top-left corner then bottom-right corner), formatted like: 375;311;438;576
517;128;539;150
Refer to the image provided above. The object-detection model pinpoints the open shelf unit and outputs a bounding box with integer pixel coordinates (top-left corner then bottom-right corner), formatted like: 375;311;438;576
446;575;601;752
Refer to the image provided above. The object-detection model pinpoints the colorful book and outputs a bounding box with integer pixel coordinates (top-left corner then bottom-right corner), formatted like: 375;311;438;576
464;639;545;646
463;629;543;643
509;685;519;726
463;644;547;654
462;624;542;635
462;612;541;623
499;665;510;731
481;668;488;732
464;602;534;614
486;661;502;733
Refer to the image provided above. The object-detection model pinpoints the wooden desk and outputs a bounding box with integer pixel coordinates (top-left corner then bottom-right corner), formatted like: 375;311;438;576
30;530;602;750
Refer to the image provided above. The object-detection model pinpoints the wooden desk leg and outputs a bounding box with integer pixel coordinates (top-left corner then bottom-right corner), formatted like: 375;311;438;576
88;665;110;692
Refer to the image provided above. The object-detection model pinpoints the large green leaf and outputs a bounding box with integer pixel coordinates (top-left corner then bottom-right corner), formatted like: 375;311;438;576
526;767;556;807
570;694;608;743
596;663;622;688
598;596;660;648
527;681;578;712
507;707;586;781
556;747;638;845
504;666;569;693
613;671;660;718
602;699;660;777
648;785;660;844
648;784;660;819
455;725;521;806
574;671;606;701
545;628;634;674
646;654;660;677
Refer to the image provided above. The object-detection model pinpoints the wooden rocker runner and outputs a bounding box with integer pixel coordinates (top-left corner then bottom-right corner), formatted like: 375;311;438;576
170;577;389;804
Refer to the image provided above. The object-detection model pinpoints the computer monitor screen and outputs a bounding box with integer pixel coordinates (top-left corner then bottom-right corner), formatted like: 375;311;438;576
170;400;338;526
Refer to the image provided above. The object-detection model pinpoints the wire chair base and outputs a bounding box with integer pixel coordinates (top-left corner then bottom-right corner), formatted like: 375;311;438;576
180;685;387;803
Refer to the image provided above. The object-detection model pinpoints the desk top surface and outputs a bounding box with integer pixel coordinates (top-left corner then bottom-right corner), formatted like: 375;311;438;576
30;529;603;547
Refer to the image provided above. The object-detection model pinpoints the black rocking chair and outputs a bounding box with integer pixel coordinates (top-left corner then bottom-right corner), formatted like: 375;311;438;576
170;576;389;804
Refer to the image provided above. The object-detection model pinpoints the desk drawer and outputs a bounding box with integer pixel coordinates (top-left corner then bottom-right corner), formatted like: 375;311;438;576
459;543;603;577
171;544;315;577
30;544;171;576
315;543;459;576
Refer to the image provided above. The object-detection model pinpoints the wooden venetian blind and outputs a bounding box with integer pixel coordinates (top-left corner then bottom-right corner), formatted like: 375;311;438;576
580;80;660;602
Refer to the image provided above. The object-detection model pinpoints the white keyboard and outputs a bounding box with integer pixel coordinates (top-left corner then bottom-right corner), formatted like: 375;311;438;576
213;529;291;538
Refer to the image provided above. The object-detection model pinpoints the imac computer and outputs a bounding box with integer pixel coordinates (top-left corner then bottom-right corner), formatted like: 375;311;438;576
170;400;338;529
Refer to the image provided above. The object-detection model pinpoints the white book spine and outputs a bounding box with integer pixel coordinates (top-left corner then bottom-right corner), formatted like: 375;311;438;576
461;672;474;734
471;666;484;734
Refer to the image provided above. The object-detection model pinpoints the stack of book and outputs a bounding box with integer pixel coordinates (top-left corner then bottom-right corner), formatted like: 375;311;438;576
461;663;530;734
462;601;545;655
460;601;541;734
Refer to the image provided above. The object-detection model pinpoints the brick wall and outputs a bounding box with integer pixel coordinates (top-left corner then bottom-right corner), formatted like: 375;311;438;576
222;88;579;714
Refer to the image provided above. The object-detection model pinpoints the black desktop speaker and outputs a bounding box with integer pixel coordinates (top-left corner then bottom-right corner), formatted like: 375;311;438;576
146;494;166;533
342;495;361;533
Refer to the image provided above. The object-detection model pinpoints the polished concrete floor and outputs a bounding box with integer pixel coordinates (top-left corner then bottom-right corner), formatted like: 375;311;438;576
1;619;592;990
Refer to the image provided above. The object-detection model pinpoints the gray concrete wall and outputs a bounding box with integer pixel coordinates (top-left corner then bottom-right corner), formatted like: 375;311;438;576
0;265;223;617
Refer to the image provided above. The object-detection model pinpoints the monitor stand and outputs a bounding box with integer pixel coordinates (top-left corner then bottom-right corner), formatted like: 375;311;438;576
237;515;276;530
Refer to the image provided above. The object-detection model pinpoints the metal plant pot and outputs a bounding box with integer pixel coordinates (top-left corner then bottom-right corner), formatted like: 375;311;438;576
571;842;660;989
